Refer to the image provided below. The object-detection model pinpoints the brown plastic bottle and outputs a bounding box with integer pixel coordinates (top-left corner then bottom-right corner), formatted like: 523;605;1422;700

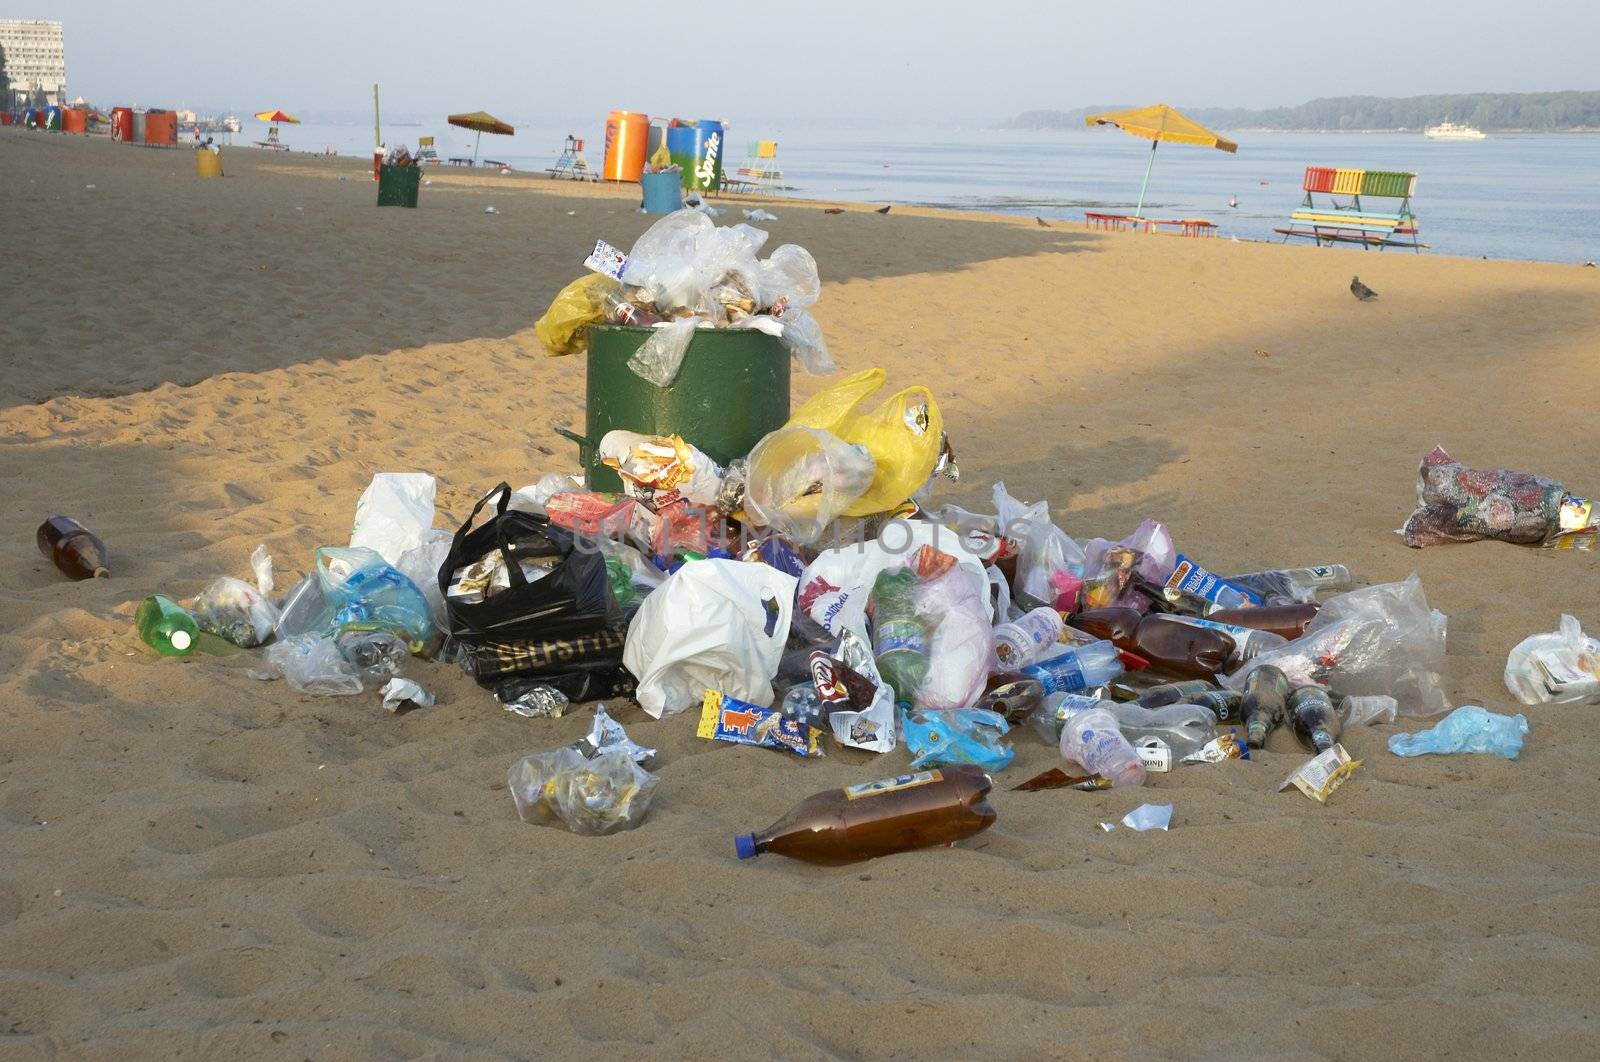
1207;604;1319;640
37;516;109;580
735;765;996;865
1070;607;1236;679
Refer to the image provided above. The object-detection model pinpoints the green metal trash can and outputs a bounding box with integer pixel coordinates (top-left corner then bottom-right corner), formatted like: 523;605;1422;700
560;325;791;492
376;164;421;207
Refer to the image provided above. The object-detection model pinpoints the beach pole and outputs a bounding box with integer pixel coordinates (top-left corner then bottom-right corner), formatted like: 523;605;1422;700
1134;139;1158;219
472;129;482;167
372;84;381;148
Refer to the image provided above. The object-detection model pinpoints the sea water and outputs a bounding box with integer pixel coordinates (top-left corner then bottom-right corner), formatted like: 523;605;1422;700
253;120;1600;263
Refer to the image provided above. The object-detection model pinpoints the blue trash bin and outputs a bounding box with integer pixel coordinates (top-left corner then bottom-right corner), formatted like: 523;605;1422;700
640;170;683;214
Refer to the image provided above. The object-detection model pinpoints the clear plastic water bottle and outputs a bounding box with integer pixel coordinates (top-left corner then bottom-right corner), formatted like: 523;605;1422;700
868;568;931;707
991;606;1065;669
1020;640;1124;695
1059;706;1146;787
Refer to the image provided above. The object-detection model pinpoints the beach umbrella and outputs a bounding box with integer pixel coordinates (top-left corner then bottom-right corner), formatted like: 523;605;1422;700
1085;103;1237;218
253;109;301;124
447;111;515;166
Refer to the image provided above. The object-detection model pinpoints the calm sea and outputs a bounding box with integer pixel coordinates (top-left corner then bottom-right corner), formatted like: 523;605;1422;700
256;120;1599;264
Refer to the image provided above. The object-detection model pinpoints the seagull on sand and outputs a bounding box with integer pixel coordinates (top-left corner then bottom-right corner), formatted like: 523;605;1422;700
1350;276;1378;301
1035;216;1050;227
875;205;891;214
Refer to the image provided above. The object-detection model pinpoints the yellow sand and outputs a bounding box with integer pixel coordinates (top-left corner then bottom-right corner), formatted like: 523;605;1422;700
3;131;1599;1056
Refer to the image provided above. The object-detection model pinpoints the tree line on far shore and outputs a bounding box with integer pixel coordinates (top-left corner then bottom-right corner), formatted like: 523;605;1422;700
1008;91;1600;132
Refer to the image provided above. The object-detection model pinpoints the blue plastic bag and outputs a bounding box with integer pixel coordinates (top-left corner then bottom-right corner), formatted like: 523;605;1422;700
1387;705;1528;760
902;708;1014;772
315;546;434;652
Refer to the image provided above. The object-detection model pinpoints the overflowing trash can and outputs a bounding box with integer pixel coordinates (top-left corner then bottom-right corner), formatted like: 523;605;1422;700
376;161;421;207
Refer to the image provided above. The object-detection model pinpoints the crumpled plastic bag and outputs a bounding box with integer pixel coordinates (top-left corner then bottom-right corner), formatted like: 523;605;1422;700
777;307;834;375
1388;705;1528;759
394;528;455;633
509;472;584;515
993;482;1088;608
796;521;987;644
627;316;704;387
507;706;658;835
1225;573;1449;716
1504;614;1600;705
317;546;435;652
623;559;797;717
261;633;364;696
911;547;995;710
788;369;942;516
250;544;274;596
350;472;437;566
743;426;876;545
903;708;1013;772
535;273;619;357
381;677;435;711
190;575;279;648
1400;446;1567;547
1079;519;1176;611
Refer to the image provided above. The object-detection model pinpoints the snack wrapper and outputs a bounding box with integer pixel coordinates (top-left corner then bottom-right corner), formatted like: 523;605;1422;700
1278;744;1361;804
825;628;897;753
598;430;725;508
697;690;823;758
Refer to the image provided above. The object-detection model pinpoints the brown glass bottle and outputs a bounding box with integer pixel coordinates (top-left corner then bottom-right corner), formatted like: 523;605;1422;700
735;765;996;865
1070;607;1236;679
1207;604;1319;640
37;516;109;580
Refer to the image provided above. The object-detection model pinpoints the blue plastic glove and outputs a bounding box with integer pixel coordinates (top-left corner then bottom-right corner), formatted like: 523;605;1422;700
1387;705;1528;760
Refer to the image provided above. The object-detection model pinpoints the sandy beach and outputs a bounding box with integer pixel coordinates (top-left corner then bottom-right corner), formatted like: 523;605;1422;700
3;130;1599;1057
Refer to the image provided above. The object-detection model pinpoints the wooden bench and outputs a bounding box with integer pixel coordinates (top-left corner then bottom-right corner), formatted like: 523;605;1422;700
1085;212;1216;237
1277;166;1422;251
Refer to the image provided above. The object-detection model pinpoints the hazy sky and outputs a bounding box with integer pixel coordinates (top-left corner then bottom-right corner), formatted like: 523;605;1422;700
37;0;1600;124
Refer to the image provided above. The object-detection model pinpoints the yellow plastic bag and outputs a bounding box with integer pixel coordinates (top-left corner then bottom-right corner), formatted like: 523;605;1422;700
535;274;619;357
787;368;943;517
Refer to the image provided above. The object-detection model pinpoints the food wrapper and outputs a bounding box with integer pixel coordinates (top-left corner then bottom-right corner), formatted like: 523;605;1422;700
544;493;636;541
697;690;823;758
598;430;725;508
1278;744;1361;804
500;685;571;719
825;629;898;753
1181;732;1248;765
584;239;628;280
1012;767;1113;792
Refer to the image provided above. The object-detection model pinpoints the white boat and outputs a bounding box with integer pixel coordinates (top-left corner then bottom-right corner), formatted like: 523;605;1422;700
222;115;241;134
1425;121;1486;140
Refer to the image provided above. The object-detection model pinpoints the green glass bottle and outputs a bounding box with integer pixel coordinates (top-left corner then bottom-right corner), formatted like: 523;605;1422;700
136;595;198;657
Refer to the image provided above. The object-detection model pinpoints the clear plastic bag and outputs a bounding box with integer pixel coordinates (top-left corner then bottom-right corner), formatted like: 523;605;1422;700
1504;615;1600;705
350;472;436;565
1080;520;1176;609
262;633;364;696
507;747;658;835
992;482;1086;607
757;244;822;312
394;528;454;634
912;549;995;711
1225;573;1450;717
788;370;942;515
509;472;584;515
250;544;274;596
627;317;703;387
776;308;834;375
743;426;876;545
316;546;434;652
190;575;278;647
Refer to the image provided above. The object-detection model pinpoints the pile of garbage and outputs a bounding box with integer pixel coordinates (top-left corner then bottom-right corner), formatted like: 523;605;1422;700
535;209;833;382
73;390;1597;864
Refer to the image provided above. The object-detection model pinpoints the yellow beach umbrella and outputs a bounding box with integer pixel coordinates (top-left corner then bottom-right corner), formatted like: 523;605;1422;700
1085;103;1237;217
447;110;515;166
254;109;301;124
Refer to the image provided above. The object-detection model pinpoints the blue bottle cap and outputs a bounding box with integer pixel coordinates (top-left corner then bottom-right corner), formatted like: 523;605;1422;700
733;833;758;860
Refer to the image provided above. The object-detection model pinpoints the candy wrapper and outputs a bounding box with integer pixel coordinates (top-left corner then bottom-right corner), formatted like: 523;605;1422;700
697;690;823;758
1279;744;1361;804
506;706;657;835
598;430;725;508
824;629;898;753
1399;446;1570;547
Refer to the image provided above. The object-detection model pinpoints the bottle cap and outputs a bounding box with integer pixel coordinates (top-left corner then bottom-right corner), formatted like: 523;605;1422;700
733;834;757;860
170;629;192;651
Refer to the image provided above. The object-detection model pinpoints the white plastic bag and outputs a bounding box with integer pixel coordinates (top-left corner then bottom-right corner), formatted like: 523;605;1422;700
509;472;583;515
796;521;987;644
1226;574;1450;716
350;472;437;565
914;559;995;710
628;317;704;387
250;544;274;596
1504;615;1600;705
623;559;798;718
743;426;875;545
777;307;834;375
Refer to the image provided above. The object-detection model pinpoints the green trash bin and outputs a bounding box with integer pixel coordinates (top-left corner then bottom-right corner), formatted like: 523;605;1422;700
376;164;421;207
559;325;791;493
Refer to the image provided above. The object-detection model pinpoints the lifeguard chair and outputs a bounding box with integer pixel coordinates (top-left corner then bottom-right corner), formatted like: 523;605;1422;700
416;135;439;164
547;134;596;181
731;140;783;194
